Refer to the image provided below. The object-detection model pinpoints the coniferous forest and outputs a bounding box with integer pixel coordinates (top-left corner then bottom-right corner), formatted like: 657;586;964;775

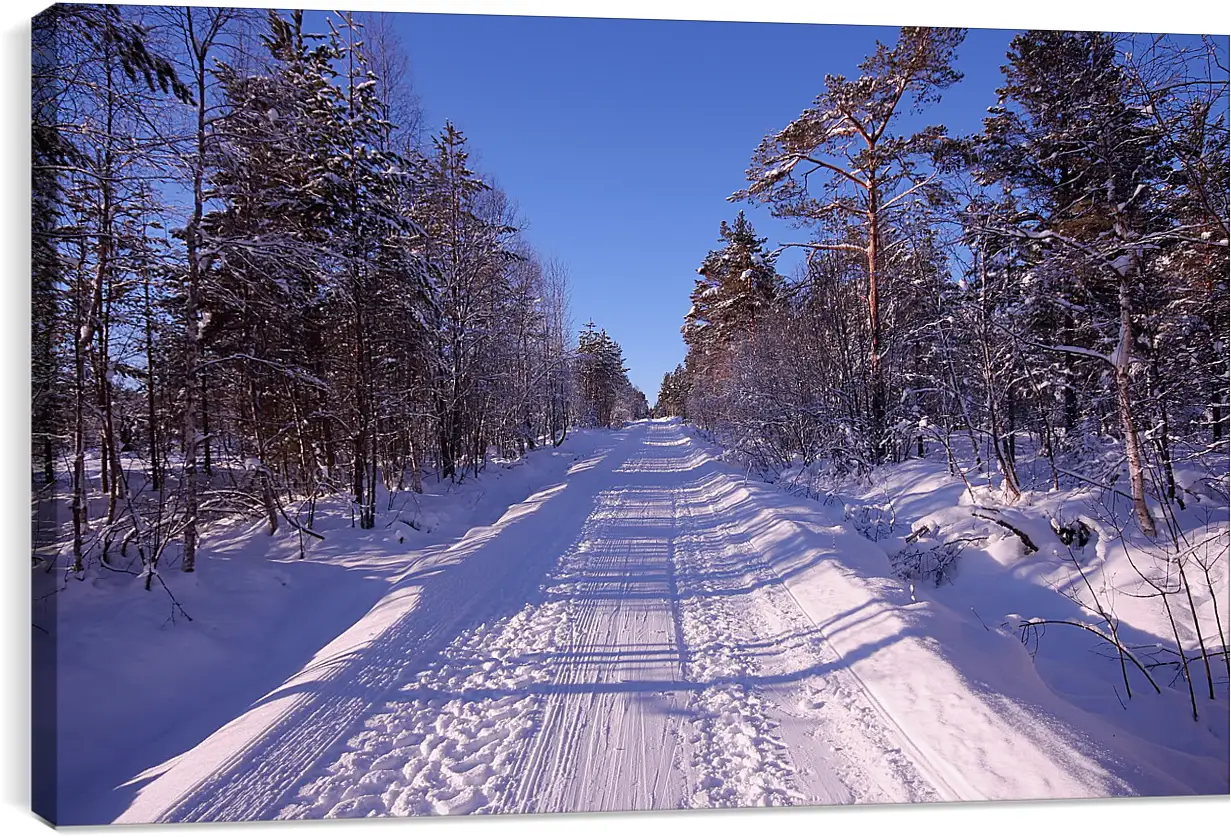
658;28;1227;540
32;4;648;579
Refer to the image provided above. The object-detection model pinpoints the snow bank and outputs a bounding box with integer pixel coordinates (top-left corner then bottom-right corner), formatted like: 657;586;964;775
680;424;1229;799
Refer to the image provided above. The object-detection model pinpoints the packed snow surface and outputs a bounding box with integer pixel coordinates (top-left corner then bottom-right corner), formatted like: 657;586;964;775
47;420;1227;824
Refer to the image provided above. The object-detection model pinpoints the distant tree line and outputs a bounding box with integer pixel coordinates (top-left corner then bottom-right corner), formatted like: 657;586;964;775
656;28;1228;539
575;321;650;427
31;5;639;578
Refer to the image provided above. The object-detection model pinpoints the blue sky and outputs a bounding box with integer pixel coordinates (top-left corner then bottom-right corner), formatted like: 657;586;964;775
389;15;1019;399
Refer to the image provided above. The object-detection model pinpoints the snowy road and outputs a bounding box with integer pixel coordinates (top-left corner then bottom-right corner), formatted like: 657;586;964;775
116;422;938;821
114;420;1215;824
270;422;941;817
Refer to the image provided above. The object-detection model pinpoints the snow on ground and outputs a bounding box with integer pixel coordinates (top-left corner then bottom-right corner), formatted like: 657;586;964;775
34;430;617;825
38;420;1229;825
743;433;1230;797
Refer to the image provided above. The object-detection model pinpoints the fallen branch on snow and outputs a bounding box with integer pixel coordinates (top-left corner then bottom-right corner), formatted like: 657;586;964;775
972;512;1039;554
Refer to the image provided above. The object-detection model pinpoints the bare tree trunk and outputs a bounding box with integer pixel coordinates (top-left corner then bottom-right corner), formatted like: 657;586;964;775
95;45;122;543
1114;275;1156;537
977;240;1021;501
1006;387;1017;465
71;239;91;575
986;390;1021;501
181;17;209;573
1063;311;1078;435
1149;344;1181;508
97;269;126;547
866;180;885;465
201;368;212;476
409;427;423;493
248;380;278;535
1025;371;1061;491
143;262;162;491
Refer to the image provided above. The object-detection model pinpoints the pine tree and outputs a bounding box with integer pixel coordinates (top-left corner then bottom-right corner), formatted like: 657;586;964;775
330;11;425;527
653;364;690;418
684;212;779;355
413;122;516;478
738;26;966;463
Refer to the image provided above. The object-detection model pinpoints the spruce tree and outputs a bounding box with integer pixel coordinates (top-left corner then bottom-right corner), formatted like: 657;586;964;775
973;30;1172;535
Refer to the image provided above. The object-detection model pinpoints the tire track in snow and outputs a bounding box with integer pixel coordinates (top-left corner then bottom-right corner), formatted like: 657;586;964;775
154;423;951;822
277;600;574;818
499;484;689;813
148;440;634;823
280;424;940;819
673;481;943;806
276;509;615;819
159;571;529;823
672;492;806;808
279;480;689;818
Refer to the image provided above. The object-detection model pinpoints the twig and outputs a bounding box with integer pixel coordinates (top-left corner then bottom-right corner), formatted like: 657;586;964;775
1019;618;1161;693
148;570;193;623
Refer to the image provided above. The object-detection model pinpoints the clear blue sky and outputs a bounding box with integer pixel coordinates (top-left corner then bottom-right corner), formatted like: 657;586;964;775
389;15;1018;399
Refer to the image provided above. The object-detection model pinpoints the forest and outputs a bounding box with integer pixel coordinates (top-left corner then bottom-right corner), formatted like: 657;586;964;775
657;27;1227;537
28;11;1230;644
31;4;649;579
648;27;1229;714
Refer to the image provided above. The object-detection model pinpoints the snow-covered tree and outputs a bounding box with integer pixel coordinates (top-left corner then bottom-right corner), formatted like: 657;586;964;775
736;26;966;463
576;321;636;427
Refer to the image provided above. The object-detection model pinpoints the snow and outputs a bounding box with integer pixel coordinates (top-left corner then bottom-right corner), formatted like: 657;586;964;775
761;438;1229;791
38;432;611;824
39;422;1228;825
1110;252;1135;276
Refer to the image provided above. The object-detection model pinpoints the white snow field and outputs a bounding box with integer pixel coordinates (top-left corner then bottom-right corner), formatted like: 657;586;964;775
51;420;1226;824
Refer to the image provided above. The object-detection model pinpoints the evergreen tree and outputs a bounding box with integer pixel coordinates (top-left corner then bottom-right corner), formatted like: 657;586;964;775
737;26;966;463
653;364;690;418
683;211;779;357
972;30;1174;535
413;122;518;478
576;322;632;427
